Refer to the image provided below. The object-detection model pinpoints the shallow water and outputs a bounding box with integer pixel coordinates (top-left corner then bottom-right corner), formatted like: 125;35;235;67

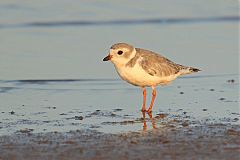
0;74;238;135
0;1;239;135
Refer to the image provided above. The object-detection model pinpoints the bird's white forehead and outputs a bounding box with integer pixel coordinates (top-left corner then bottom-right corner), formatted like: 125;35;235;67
110;49;115;53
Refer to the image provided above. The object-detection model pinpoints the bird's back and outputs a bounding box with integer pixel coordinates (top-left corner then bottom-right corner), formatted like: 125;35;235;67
133;48;198;78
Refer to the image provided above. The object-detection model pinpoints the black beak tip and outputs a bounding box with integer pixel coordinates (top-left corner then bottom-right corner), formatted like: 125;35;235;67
103;55;110;61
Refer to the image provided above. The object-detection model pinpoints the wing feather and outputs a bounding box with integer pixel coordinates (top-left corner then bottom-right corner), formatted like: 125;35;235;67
136;48;184;77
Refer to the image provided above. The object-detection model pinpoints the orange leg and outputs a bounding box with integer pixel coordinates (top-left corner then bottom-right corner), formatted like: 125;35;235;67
142;111;147;131
142;111;157;131
147;87;156;113
141;87;147;112
147;112;157;129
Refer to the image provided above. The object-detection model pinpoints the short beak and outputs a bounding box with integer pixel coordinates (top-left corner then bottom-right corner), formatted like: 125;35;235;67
103;54;112;61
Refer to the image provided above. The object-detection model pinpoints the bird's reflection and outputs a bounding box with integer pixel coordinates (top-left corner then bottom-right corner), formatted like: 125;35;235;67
142;111;157;131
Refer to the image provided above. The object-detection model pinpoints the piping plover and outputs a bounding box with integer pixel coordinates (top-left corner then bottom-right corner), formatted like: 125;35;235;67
103;43;200;113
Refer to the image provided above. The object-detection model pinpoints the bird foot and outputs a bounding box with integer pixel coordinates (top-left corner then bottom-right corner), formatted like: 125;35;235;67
141;109;147;112
141;106;147;112
141;108;152;113
147;109;152;113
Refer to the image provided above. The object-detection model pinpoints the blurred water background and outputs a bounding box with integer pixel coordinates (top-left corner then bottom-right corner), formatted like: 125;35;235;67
0;0;239;79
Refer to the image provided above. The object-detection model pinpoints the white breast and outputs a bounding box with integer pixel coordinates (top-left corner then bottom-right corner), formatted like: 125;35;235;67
114;58;178;87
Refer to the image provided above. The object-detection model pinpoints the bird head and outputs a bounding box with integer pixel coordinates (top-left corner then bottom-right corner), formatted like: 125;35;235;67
103;43;136;66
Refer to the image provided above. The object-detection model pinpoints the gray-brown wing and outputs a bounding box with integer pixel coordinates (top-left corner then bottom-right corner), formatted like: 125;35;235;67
136;48;185;77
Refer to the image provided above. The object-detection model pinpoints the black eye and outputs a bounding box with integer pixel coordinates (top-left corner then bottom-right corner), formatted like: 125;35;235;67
117;50;123;55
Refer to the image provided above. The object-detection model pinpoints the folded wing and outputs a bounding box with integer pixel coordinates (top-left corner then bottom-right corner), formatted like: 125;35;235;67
136;48;189;77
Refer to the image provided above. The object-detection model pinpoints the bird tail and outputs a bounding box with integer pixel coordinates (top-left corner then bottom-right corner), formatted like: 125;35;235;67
179;66;201;75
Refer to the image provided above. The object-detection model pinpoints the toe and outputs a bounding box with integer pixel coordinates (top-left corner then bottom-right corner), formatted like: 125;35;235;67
147;109;152;113
141;109;147;112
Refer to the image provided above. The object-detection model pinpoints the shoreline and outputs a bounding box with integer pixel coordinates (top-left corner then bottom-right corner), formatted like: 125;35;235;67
0;119;239;160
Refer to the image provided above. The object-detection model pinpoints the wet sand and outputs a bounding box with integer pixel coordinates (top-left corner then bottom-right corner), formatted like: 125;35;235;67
0;75;239;159
0;116;239;160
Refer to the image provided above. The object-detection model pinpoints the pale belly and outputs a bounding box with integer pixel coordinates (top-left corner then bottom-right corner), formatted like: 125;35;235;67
114;64;178;87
